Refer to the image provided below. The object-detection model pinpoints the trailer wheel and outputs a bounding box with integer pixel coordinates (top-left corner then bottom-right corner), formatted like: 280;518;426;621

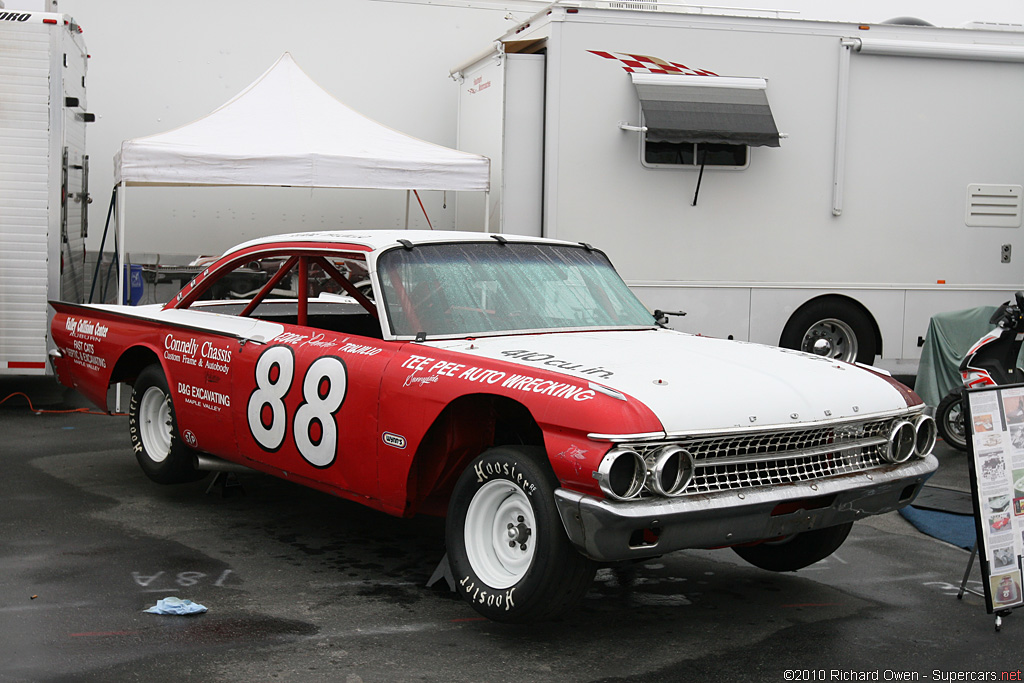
129;365;207;485
781;299;876;365
936;391;968;451
732;522;853;572
446;446;597;622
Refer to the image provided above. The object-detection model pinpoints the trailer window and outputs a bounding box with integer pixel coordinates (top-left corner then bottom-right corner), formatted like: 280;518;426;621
644;141;748;168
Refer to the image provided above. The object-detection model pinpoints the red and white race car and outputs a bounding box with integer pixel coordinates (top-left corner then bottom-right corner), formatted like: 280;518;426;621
49;230;938;621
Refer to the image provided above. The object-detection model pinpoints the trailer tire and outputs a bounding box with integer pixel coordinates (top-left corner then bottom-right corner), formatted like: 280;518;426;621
781;299;876;365
732;522;853;572
129;365;207;485
936;390;968;452
446;446;597;623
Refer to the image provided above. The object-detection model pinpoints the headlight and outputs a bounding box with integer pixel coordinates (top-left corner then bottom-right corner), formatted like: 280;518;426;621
595;447;646;500
886;420;916;463
645;445;695;497
913;414;937;458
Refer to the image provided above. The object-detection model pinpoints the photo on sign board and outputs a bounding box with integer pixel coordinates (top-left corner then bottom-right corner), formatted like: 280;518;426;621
1014;468;1024;499
1003;395;1024;425
988;493;1012;514
990;571;1023;610
981;455;1008;486
1010;424;1024;450
980;432;1004;449
989;512;1012;534
993;545;1016;570
975;414;996;433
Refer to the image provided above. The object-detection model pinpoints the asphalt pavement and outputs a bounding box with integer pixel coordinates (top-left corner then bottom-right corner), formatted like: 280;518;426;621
1;376;1019;683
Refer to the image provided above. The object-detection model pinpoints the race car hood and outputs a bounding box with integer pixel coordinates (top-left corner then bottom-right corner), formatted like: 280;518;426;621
426;329;915;433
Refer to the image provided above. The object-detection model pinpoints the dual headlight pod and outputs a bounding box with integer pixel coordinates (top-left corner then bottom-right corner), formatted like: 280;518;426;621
885;414;937;463
595;445;695;501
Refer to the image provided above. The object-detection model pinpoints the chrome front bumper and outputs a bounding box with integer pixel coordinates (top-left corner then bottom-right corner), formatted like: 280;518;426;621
554;455;938;562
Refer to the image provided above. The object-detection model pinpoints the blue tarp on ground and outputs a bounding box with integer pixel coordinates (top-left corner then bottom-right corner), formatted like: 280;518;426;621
899;505;977;550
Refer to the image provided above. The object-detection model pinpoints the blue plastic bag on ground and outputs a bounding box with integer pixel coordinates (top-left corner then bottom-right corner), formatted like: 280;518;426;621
143;597;208;615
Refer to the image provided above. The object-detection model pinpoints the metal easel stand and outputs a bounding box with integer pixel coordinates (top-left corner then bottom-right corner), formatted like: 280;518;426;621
958;542;1012;631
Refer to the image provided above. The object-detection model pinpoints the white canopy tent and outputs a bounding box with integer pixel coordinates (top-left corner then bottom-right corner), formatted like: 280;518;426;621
112;52;490;302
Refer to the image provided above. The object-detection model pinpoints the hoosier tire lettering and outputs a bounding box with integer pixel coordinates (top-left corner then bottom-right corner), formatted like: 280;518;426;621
129;365;206;485
446;446;597;623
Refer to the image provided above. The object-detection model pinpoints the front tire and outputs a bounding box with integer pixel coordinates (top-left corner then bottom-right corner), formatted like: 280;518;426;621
780;299;876;365
732;522;853;572
446;446;597;622
936;391;968;452
129;365;207;485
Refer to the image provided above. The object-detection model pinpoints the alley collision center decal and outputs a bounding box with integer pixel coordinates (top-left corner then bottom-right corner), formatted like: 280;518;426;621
63;317;109;371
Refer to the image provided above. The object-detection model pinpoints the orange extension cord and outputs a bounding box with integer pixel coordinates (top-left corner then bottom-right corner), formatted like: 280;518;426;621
0;392;124;416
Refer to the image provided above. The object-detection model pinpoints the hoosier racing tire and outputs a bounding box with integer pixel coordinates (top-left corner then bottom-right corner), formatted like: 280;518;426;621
129;365;207;485
446;446;597;623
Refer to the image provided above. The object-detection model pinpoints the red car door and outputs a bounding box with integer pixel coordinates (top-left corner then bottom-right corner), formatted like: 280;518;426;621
231;328;396;502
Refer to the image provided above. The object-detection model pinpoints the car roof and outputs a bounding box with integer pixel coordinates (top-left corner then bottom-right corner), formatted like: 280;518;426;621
223;230;575;257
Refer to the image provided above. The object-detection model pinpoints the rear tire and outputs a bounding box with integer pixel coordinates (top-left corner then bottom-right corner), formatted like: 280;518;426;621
446;446;597;622
732;522;853;572
780;299;876;365
129;365;207;485
936;391;968;452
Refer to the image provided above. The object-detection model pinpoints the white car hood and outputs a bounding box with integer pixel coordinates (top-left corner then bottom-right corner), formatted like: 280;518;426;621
427;329;911;433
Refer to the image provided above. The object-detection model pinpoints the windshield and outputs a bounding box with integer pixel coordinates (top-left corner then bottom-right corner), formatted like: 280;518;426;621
377;242;655;337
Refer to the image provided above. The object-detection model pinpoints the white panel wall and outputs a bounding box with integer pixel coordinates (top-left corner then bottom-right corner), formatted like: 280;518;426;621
0;21;52;371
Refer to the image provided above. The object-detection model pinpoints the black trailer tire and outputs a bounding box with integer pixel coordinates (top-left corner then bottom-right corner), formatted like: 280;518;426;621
446;446;597;623
936;391;969;452
780;299;876;365
128;365;207;485
732;522;854;572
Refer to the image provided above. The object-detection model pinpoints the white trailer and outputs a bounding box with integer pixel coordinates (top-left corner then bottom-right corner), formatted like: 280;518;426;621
452;2;1024;373
0;9;91;375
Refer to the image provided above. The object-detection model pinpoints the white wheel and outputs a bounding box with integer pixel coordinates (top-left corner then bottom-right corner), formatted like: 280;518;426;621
139;385;172;463
446;446;597;622
464;480;537;589
129;365;207;485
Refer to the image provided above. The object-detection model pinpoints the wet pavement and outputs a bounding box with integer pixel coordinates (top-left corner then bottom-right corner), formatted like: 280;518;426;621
1;377;1019;682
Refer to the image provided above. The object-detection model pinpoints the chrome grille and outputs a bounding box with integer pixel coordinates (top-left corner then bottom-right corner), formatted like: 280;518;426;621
624;417;896;496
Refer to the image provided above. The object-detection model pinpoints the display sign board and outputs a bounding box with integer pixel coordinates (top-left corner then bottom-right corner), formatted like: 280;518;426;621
966;383;1024;614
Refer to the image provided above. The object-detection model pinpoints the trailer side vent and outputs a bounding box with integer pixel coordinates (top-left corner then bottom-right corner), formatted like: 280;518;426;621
965;184;1022;228
609;1;659;10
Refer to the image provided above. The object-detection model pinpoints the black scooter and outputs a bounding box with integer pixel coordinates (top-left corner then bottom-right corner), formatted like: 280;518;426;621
935;291;1024;450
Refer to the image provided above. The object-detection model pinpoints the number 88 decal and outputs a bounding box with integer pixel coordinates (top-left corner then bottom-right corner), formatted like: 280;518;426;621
247;346;348;467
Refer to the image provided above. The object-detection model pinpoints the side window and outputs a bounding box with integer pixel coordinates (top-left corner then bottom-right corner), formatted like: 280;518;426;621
183;253;381;338
643;140;748;168
197;256;293;302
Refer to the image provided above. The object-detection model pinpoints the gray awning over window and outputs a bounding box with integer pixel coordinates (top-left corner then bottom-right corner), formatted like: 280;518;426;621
631;73;781;148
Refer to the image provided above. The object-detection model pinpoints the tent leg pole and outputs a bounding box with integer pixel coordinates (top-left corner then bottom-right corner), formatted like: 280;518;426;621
115;180;127;413
484;190;490;234
404;190;411;230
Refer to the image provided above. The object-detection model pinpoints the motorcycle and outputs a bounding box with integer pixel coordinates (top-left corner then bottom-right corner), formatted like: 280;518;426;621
935;291;1024;450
